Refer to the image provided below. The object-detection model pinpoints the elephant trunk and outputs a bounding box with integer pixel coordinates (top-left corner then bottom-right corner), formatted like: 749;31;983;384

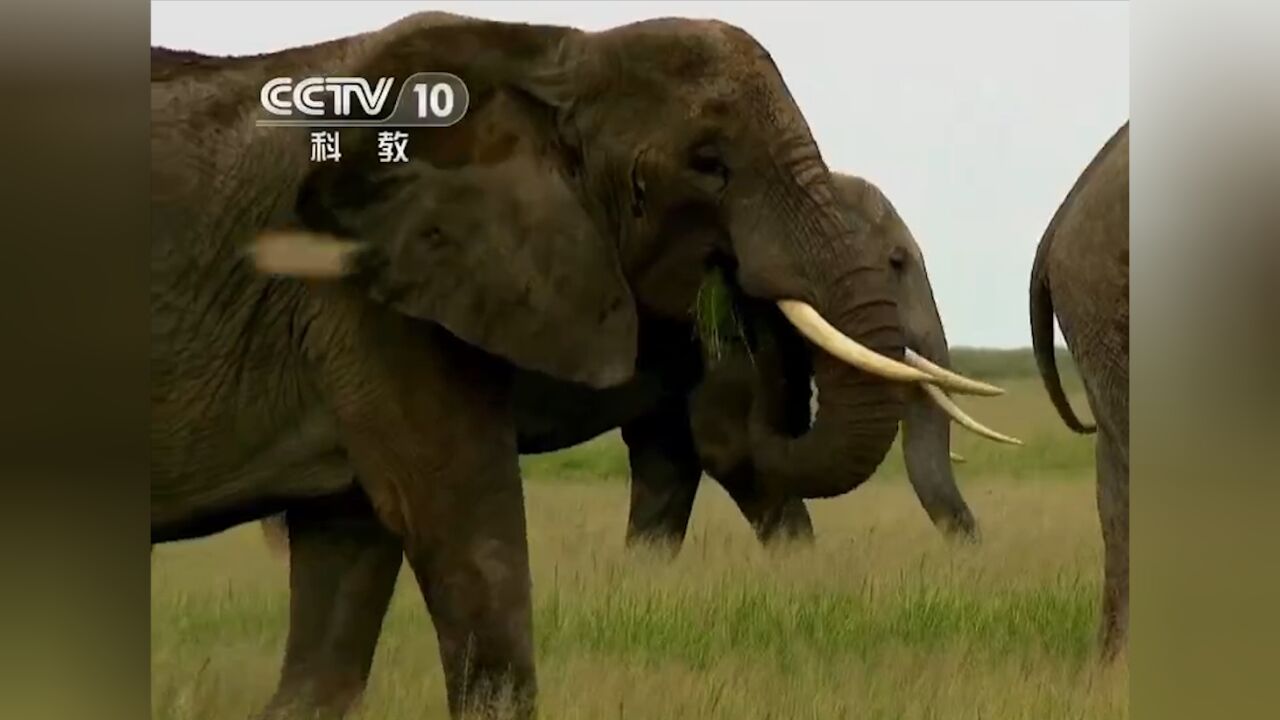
730;147;908;499
900;334;978;539
748;292;906;499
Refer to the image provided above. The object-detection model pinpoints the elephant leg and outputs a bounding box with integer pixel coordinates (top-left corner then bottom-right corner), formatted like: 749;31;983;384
313;314;536;719
402;471;534;720
622;402;702;553
724;481;815;546
378;408;534;717
260;486;403;720
1096;428;1129;659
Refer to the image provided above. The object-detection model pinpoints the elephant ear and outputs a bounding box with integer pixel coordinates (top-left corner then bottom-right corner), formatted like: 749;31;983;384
258;25;637;389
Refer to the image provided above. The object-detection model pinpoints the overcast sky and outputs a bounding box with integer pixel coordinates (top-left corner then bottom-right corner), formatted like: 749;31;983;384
151;1;1129;348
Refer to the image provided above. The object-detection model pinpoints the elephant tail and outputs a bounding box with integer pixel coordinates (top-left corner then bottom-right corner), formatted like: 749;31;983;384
1030;212;1096;435
261;515;290;558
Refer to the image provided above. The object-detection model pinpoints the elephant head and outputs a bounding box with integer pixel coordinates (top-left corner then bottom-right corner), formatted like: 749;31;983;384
691;173;1019;520
836;175;1019;535
249;15;997;501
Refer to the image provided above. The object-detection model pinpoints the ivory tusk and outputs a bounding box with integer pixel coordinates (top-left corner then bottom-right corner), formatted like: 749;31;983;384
248;231;366;278
949;452;966;463
777;300;933;383
921;382;1023;445
904;349;1006;397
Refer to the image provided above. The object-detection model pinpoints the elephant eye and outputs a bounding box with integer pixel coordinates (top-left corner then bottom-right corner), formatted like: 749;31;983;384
888;245;908;270
630;150;647;218
689;143;729;187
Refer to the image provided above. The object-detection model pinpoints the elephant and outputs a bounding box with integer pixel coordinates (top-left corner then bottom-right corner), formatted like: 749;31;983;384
1030;120;1130;659
259;173;1020;557
688;173;1020;542
151;12;1002;719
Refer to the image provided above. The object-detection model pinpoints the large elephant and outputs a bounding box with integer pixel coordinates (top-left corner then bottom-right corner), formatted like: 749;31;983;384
259;173;1020;555
152;12;998;719
1030;120;1130;658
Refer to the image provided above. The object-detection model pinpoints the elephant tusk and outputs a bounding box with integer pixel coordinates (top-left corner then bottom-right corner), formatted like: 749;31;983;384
950;451;966;463
777;300;934;384
921;382;1024;445
248;231;366;278
904;349;1006;397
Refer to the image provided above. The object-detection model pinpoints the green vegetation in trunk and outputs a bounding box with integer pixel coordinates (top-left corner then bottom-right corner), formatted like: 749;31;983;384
691;268;750;365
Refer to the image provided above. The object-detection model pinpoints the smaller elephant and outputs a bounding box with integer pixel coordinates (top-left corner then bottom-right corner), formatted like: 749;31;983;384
690;174;1021;540
1030;120;1129;658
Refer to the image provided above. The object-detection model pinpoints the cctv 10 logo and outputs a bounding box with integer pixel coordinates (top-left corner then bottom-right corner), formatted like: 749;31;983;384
257;72;469;127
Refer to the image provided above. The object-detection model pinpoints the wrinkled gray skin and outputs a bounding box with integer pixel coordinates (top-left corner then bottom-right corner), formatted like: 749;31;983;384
1030;120;1129;659
263;173;978;557
152;12;914;720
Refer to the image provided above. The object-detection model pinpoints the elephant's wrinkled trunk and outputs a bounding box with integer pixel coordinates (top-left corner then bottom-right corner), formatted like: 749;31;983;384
729;134;908;500
747;289;906;499
900;338;978;539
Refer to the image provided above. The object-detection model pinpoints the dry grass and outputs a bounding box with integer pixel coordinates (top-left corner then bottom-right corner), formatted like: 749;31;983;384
151;375;1126;719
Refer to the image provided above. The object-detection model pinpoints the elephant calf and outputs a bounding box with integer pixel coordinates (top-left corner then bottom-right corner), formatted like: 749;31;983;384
1030;120;1130;658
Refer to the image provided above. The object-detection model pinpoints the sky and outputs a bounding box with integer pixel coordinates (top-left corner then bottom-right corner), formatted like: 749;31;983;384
151;1;1129;348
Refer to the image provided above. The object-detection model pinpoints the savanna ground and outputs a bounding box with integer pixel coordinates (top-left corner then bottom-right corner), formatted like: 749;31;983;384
151;349;1127;719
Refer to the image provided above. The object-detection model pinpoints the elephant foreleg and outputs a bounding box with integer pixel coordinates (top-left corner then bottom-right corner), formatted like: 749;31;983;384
1096;428;1129;659
724;482;815;546
320;319;536;720
407;472;534;719
260;486;403;720
622;401;702;553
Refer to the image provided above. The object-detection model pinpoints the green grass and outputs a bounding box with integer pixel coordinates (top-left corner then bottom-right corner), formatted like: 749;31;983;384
534;580;1096;667
151;348;1123;720
520;433;633;483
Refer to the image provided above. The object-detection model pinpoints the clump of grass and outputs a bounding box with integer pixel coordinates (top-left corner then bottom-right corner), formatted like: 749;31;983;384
691;268;749;364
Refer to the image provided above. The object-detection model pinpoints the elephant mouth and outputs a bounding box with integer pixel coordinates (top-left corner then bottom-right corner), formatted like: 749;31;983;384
691;268;813;433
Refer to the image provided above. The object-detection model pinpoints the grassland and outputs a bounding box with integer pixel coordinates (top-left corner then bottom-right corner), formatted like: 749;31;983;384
151;349;1126;719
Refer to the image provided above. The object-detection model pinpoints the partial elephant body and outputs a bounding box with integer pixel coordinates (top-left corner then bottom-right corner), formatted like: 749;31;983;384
152;51;359;539
1030;120;1130;658
513;310;816;546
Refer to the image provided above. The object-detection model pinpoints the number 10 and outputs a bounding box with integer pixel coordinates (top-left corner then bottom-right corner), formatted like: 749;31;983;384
414;83;455;118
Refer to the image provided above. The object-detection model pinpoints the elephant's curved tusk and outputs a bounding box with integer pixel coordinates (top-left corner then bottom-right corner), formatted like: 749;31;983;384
904;349;1006;397
921;382;1024;445
777;300;934;384
949;451;966;463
